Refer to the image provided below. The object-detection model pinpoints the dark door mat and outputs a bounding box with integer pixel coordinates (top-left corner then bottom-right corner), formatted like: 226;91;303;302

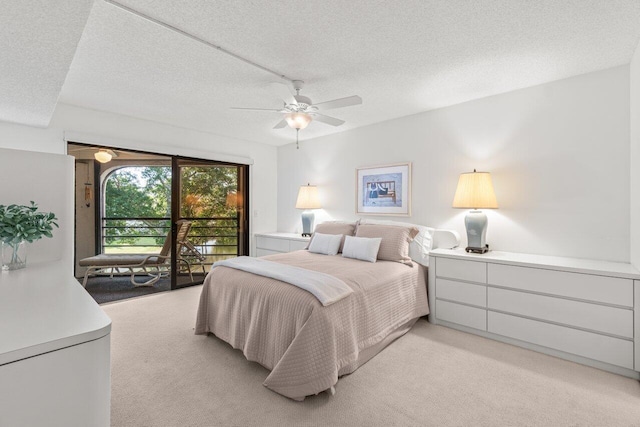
79;276;171;304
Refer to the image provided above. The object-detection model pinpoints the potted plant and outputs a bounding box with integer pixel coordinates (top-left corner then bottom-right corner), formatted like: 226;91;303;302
0;202;58;270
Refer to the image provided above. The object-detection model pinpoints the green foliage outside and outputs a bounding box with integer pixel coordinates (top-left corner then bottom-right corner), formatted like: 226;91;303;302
104;165;240;259
179;165;239;249
104;168;168;247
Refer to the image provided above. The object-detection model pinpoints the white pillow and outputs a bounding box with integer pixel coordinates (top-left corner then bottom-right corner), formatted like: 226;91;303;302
358;219;433;266
307;232;342;256
341;235;382;263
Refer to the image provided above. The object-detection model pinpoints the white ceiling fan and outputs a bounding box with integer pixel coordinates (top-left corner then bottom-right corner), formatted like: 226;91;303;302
231;80;362;131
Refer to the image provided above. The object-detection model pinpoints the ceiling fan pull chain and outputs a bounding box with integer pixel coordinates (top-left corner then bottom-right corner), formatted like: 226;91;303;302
296;129;299;150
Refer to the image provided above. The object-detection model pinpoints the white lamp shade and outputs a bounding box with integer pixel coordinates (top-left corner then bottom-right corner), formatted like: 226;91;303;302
285;112;312;130
452;170;498;209
94;150;112;163
295;184;321;209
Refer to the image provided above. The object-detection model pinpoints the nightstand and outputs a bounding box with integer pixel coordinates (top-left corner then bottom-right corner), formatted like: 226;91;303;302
254;232;310;257
428;248;640;378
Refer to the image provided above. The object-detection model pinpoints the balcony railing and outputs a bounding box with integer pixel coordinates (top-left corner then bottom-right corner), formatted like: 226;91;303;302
102;216;240;266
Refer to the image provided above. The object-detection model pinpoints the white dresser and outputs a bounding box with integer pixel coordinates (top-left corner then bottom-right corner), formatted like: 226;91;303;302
0;261;112;426
254;232;311;257
428;249;640;378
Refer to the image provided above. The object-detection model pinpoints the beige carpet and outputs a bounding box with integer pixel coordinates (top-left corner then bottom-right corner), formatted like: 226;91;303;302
103;286;640;427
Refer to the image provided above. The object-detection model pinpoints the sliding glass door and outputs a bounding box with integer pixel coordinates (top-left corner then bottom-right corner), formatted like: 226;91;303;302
69;142;249;301
171;158;249;289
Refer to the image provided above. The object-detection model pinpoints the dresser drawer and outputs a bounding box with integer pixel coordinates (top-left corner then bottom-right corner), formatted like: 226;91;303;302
255;248;281;257
436;278;486;307
488;264;633;307
488;288;633;338
256;236;289;253
436;258;486;283
436;300;486;331
289;240;308;251
488;312;634;369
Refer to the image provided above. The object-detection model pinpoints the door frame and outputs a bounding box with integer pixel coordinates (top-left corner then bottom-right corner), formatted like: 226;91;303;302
67;141;250;290
171;156;250;290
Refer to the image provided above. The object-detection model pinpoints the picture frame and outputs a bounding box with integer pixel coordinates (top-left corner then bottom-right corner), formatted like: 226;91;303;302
356;162;411;216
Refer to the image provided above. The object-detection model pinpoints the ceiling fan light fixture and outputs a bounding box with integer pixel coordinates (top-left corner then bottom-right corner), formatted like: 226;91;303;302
94;149;113;163
285;112;312;130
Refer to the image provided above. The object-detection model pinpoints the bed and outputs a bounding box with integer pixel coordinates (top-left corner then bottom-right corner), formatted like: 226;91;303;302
195;223;459;401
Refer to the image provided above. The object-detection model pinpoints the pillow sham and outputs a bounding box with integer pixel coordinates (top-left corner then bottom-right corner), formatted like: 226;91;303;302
307;221;357;253
355;223;419;265
307;232;342;256
341;235;382;263
358;219;433;266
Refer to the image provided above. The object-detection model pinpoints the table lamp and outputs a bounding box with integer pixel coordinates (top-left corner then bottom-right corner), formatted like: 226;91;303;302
452;169;498;254
295;184;321;237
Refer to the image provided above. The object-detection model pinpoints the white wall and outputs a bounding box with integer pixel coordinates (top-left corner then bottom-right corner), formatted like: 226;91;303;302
0;103;279;260
0;120;65;154
278;66;630;262
0;148;74;272
630;42;640;269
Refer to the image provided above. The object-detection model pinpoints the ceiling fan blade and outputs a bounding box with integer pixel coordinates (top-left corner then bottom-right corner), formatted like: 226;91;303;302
68;145;120;156
312;113;345;127
314;95;362;111
273;119;288;129
269;82;297;105
230;107;284;113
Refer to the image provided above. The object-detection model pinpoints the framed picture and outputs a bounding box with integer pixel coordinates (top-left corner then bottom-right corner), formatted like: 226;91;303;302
356;162;411;216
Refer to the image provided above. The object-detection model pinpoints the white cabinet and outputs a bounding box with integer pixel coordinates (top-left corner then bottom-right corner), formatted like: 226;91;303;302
635;280;640;370
0;261;112;426
254;232;310;257
437;279;486;307
487;287;633;338
428;249;640;378
488;263;633;307
437;299;487;331
488;311;634;369
1;335;111;426
436;257;487;283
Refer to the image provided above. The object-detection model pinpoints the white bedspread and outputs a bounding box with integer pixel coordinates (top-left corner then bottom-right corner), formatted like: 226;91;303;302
212;256;353;306
197;251;428;400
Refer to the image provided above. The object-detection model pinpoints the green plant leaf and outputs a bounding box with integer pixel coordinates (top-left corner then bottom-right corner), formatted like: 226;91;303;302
0;203;57;243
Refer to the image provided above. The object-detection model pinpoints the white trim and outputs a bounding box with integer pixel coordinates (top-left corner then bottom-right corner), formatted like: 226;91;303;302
64;131;254;165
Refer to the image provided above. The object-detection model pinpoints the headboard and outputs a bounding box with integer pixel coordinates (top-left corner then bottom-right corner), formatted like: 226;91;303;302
432;229;460;250
355;218;460;251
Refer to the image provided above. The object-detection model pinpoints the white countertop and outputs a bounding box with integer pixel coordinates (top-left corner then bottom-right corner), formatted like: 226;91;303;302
255;232;311;242
430;248;640;280
0;261;112;366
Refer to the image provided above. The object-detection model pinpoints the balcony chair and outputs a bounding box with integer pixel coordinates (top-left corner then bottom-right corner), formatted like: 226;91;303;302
79;220;201;287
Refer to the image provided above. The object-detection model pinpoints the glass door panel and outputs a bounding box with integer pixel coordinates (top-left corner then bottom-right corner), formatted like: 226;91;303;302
172;159;248;289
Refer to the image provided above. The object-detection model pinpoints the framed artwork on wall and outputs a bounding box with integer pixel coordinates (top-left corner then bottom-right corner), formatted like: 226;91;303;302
356;162;411;216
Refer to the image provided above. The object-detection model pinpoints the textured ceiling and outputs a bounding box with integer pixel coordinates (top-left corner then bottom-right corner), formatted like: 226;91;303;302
15;1;640;144
0;0;94;127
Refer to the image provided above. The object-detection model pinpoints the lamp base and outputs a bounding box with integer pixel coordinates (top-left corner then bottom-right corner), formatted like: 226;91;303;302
465;245;489;254
465;210;489;253
301;210;315;237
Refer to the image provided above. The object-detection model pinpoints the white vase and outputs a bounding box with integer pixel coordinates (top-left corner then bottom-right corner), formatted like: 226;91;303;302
1;240;28;270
